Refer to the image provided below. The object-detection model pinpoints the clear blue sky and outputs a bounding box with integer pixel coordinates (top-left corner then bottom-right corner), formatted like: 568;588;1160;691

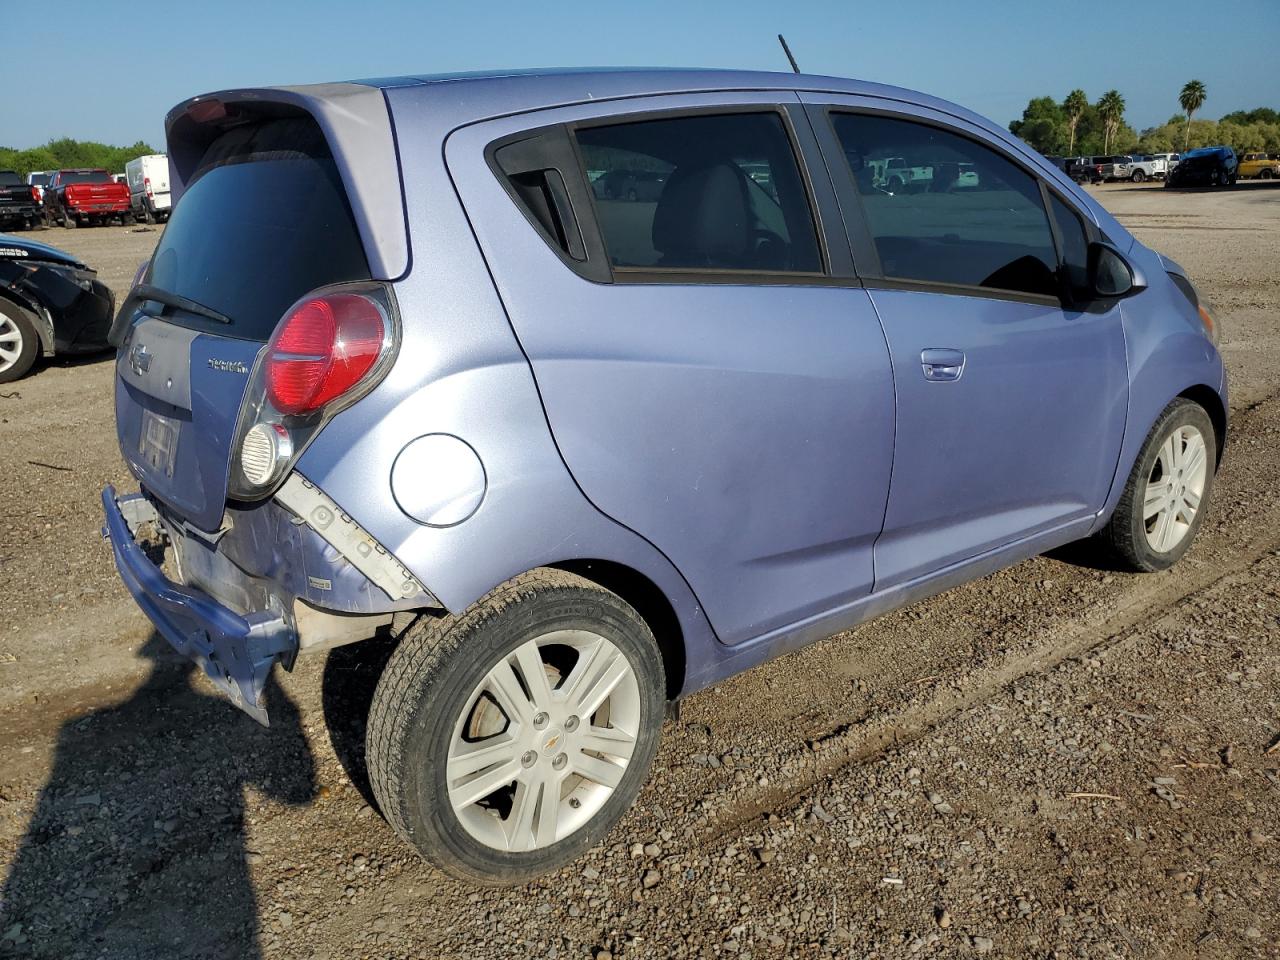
4;0;1277;149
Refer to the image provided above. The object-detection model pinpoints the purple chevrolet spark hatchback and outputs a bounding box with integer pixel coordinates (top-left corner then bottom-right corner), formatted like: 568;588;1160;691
103;68;1226;883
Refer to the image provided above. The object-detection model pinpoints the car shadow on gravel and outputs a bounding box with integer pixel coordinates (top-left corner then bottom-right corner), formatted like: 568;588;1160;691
320;632;399;813
1042;538;1133;572
0;634;316;960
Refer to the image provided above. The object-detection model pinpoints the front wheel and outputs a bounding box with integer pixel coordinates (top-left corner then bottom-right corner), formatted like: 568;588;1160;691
1097;398;1216;572
0;300;40;383
366;569;665;885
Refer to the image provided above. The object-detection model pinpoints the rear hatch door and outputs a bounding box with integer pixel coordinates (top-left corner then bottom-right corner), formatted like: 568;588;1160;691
114;118;373;531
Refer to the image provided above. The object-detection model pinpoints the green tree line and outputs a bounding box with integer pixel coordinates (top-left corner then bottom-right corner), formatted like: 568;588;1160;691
1011;80;1280;158
0;138;159;177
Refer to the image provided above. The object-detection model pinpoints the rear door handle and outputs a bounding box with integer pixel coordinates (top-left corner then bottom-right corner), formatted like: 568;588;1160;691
920;348;965;382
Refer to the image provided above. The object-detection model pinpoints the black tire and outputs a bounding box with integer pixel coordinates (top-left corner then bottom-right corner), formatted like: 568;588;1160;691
1131;170;1146;183
1261;168;1275;180
143;204;155;225
366;569;665;885
63;214;76;228
0;299;41;384
1096;398;1217;572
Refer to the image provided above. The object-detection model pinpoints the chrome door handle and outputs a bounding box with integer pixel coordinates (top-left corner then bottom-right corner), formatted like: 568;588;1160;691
920;348;965;382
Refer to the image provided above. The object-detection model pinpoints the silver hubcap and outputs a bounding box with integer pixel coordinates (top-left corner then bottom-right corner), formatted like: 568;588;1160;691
446;630;640;853
1143;424;1207;553
0;315;23;373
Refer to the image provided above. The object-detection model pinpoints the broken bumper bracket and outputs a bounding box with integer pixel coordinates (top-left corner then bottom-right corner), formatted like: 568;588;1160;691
101;485;294;725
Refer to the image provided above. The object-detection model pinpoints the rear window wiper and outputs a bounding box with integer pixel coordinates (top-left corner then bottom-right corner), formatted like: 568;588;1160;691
133;283;233;326
109;283;233;346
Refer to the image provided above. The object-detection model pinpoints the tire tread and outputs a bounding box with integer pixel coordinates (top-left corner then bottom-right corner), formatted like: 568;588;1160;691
366;568;656;883
1097;397;1215;571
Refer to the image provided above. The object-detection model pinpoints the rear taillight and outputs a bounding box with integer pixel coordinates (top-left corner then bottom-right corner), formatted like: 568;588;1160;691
143;176;152;197
30;187;39;203
265;294;386;415
228;283;397;498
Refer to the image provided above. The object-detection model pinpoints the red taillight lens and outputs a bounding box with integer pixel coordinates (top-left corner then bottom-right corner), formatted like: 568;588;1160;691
265;294;385;416
30;186;39;202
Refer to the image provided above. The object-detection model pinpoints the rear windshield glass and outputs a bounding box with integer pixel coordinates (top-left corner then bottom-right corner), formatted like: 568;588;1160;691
146;118;369;340
28;173;50;186
60;170;112;184
0;171;22;185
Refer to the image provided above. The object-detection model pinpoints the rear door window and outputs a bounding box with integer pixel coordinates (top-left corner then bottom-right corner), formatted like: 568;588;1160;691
573;112;822;274
146;118;369;340
831;113;1059;298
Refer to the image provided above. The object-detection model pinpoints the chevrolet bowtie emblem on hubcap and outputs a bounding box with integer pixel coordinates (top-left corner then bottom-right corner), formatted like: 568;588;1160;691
129;343;151;376
543;733;561;752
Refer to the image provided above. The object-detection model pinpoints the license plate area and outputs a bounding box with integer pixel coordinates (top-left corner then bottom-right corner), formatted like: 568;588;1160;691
139;408;180;477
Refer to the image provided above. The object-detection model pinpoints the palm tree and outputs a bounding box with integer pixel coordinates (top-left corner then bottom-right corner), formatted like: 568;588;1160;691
1063;89;1089;154
1098;90;1126;154
1179;79;1207;151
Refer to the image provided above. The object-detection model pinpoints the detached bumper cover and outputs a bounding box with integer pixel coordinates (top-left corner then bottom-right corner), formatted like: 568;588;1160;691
101;486;294;725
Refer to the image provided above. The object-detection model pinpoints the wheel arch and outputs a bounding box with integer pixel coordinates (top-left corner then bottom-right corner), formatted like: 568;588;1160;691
548;559;686;701
0;288;54;354
1178;383;1227;469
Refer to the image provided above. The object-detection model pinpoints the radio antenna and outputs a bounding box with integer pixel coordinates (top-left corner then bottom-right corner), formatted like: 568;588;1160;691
778;34;801;74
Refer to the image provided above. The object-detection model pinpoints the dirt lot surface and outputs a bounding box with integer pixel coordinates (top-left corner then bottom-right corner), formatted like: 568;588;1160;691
1;184;1278;959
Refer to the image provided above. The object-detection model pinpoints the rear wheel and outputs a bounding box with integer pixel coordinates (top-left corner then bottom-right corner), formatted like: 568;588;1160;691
0;300;40;383
1097;398;1216;572
366;569;665;884
1262;168;1275;180
1131;169;1146;183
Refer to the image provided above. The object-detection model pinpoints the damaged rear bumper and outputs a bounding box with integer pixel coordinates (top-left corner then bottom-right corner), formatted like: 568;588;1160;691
101;485;293;725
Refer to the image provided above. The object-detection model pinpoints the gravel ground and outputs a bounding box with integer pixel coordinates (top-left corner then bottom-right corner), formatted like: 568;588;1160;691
0;183;1278;959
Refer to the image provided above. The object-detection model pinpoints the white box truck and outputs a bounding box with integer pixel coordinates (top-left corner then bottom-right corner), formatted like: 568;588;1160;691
125;154;171;223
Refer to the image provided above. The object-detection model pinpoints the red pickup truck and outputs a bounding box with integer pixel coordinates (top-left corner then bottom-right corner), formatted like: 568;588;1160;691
43;169;131;228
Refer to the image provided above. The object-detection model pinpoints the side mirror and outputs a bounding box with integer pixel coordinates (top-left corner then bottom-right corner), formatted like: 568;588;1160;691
1087;241;1146;299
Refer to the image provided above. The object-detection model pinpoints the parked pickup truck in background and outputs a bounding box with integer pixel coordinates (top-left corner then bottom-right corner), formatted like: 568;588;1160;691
43;169;131;228
0;171;43;231
1074;156;1113;183
26;171;52;204
1239;153;1280;179
880;157;934;192
1121;155;1171;182
1098;156;1132;181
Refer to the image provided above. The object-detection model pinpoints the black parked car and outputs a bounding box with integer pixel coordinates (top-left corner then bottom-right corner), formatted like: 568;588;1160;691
1165;146;1238;188
0;171;42;231
0;233;114;382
